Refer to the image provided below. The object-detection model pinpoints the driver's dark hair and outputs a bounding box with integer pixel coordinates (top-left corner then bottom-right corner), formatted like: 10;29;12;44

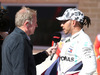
80;16;91;28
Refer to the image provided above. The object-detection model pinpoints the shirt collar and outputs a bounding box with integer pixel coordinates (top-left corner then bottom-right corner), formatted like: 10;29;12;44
70;29;83;40
27;35;31;40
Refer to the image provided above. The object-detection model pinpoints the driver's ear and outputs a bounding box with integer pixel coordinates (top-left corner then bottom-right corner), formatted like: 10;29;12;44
72;20;77;27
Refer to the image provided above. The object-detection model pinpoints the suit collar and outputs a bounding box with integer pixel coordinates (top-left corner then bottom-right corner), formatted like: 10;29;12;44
15;27;28;39
14;27;33;47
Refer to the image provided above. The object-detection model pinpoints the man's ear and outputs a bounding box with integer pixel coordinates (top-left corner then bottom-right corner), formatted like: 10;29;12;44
72;20;76;26
24;20;29;27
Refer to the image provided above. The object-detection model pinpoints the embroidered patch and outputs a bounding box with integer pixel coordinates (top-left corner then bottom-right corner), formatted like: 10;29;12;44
68;48;73;53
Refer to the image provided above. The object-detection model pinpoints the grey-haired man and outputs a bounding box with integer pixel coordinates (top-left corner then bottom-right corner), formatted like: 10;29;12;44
1;7;57;75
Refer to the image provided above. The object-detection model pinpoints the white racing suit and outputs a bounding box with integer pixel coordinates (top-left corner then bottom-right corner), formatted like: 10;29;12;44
58;29;97;75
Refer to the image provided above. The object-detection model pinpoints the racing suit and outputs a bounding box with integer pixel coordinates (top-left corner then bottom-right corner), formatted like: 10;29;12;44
58;29;97;75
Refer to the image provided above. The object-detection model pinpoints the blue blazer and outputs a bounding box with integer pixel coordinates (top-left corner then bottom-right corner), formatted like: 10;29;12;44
1;27;48;75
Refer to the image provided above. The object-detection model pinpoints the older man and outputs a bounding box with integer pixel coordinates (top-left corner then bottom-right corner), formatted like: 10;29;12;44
1;7;57;75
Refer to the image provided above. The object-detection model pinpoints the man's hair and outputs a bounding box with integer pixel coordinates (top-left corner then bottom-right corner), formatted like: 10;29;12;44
15;7;37;27
79;16;91;28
